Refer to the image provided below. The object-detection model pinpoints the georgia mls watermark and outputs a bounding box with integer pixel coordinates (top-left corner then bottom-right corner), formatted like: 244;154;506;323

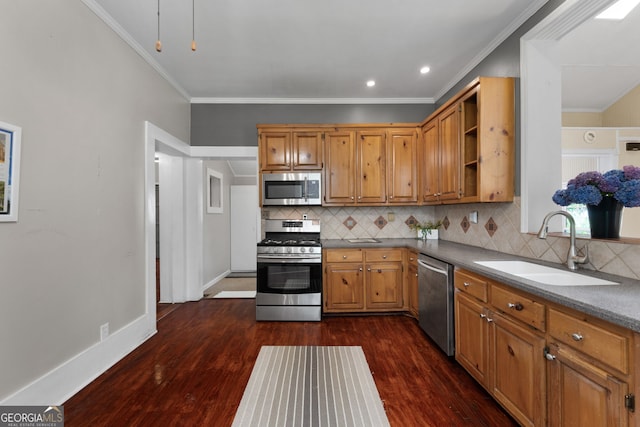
0;406;64;427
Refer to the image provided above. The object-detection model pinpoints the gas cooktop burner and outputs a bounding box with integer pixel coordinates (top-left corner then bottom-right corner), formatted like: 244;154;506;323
258;238;321;247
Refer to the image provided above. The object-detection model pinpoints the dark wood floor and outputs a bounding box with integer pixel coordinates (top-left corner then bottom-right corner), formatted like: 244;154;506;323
64;299;517;426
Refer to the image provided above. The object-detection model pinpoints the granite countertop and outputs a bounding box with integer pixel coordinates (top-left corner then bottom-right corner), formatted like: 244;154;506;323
322;238;640;333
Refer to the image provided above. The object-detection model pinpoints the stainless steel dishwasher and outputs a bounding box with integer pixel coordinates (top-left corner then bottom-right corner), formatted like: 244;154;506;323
417;254;455;356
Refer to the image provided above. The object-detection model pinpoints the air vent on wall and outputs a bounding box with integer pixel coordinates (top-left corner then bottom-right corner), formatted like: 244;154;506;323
626;142;640;151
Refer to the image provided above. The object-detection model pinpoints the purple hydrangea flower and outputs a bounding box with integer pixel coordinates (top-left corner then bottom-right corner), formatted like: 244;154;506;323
553;166;640;207
615;180;640;207
552;189;571;206
623;165;640;180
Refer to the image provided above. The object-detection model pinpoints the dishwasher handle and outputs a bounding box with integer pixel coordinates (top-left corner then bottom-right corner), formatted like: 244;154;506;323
418;259;449;276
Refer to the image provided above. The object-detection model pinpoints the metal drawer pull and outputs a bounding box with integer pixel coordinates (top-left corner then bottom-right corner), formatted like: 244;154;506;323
571;333;584;341
382;255;387;259
343;255;347;259
486;317;494;323
463;282;470;288
507;302;524;311
480;313;487;319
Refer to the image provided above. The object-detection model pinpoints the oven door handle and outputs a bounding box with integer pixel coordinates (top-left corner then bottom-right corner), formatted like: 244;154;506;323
257;255;321;263
304;177;309;202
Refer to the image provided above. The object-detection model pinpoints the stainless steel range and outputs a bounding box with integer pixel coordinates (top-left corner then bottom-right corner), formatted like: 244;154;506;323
256;219;322;321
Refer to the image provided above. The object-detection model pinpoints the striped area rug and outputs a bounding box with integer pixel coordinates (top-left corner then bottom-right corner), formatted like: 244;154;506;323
232;346;390;427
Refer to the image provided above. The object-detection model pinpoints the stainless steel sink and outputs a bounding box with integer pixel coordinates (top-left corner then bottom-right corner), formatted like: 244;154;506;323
347;238;380;244
474;260;619;287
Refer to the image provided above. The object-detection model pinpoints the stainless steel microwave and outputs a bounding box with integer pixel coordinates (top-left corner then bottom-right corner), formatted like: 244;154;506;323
262;172;322;206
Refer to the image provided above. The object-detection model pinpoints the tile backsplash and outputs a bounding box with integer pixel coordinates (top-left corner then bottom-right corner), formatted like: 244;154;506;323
263;198;640;280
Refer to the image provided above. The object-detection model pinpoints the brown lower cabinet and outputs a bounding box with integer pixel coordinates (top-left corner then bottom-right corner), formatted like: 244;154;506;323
323;248;405;313
455;268;637;427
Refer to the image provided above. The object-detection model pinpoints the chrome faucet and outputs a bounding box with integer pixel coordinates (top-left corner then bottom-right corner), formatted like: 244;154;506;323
537;211;588;270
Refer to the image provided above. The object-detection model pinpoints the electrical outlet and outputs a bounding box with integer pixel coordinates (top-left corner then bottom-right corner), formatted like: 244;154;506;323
100;323;109;341
469;211;479;224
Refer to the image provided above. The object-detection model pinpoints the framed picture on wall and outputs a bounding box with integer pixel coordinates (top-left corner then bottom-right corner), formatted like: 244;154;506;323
0;121;22;222
206;167;223;214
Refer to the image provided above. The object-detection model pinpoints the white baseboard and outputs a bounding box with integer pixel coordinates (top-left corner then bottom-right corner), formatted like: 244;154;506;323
0;313;156;405
201;269;231;294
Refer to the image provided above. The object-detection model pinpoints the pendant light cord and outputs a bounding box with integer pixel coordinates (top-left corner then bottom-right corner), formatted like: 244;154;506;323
155;0;162;52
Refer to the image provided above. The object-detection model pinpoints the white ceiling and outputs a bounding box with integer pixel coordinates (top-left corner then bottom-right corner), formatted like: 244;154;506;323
555;3;640;112
88;0;546;102
86;0;640;110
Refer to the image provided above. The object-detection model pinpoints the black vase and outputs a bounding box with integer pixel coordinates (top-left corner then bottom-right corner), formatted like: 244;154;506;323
587;197;623;239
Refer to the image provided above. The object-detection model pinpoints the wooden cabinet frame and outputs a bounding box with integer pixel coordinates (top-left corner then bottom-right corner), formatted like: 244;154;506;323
323;248;406;313
454;268;637;427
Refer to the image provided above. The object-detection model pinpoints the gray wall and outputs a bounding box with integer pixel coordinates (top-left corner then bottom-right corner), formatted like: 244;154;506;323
191;104;434;146
202;160;233;284
0;1;190;400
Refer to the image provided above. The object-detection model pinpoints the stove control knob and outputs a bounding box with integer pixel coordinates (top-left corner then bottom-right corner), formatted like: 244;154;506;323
300;247;306;253
308;247;314;253
286;247;293;254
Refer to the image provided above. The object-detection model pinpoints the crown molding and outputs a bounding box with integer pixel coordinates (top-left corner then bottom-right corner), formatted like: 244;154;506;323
81;0;191;101
435;0;549;102
190;97;434;105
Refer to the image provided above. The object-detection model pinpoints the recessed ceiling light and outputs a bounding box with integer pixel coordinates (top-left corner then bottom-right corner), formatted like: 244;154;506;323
420;66;431;74
366;80;376;87
595;0;640;20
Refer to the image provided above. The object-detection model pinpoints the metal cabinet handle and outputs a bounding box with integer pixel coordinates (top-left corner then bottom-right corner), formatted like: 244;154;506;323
351;196;354;200
507;302;524;311
545;352;556;361
486;317;494;323
480;313;487;319
367;268;371;272
343;255;347;259
382;255;387;259
359;267;363;272
463;282;471;288
571;333;584;341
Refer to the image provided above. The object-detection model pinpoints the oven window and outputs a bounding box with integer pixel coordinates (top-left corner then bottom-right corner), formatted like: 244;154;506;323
257;263;322;294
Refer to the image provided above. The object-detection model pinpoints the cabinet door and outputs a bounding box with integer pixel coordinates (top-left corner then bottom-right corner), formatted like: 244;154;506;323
260;132;291;171
365;262;403;310
356;130;387;204
491;311;547;427
324;262;364;311
324;131;356;204
438;103;461;202
421;119;440;204
408;263;418;318
387;129;418;203
455;291;490;387
292;131;323;170
547;343;629;427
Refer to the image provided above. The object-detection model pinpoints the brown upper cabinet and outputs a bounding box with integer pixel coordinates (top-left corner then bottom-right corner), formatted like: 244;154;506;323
258;129;323;171
388;129;419;203
420;76;515;205
421;103;461;204
257;77;514;206
323;126;417;206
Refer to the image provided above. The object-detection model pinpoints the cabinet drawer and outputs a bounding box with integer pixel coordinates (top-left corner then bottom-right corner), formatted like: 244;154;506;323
491;285;546;332
365;249;403;262
548;308;629;374
325;249;363;263
454;270;488;302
